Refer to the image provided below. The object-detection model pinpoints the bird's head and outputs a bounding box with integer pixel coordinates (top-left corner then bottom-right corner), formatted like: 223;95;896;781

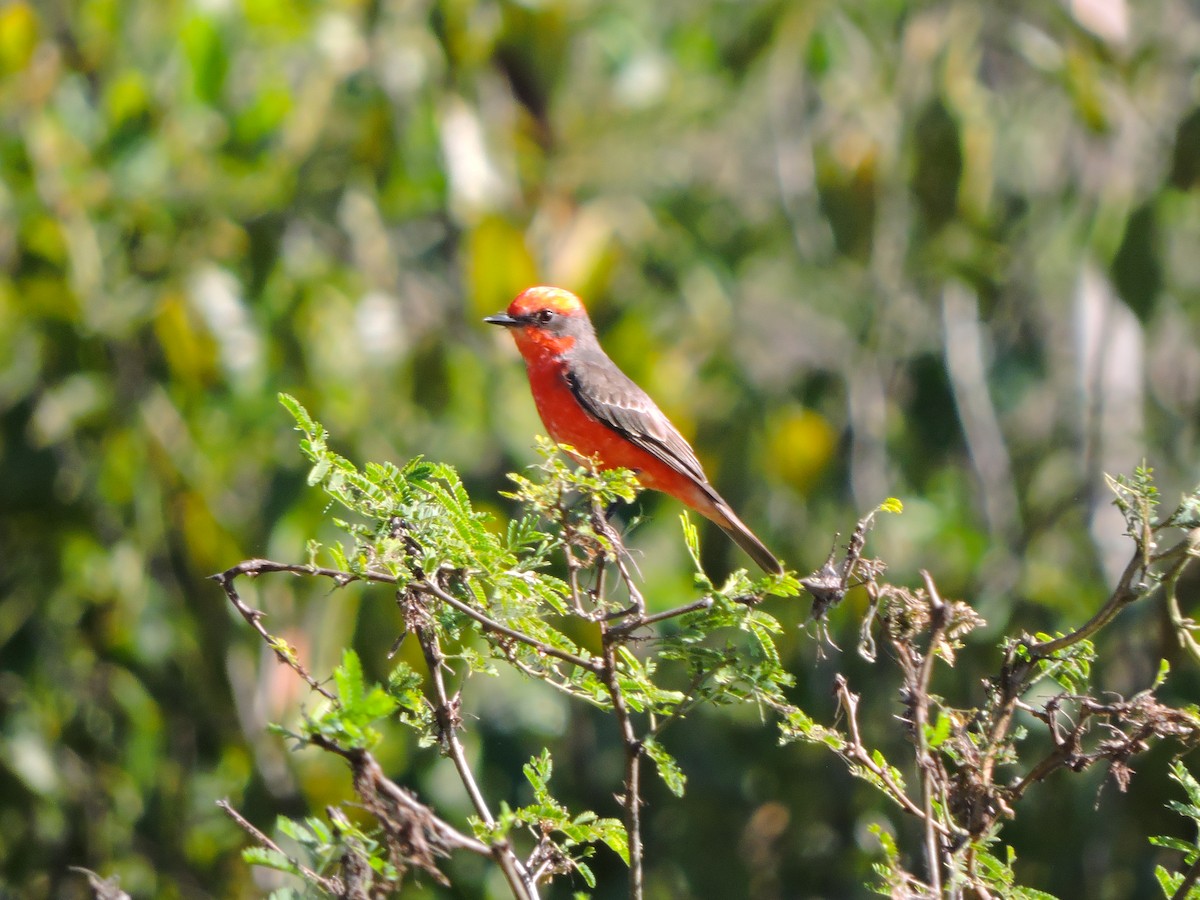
485;286;594;358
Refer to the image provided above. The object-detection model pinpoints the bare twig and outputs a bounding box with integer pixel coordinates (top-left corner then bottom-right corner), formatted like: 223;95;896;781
609;596;715;636
1024;549;1146;657
977;643;1030;796
913;571;948;895
1006;693;1200;801
599;632;645;900
210;563;342;702
1024;527;1198;663
215;557;555;899
347;751;491;855
68;867;132;900
834;675;953;837
212;557;393;586
416;625;491;823
213;557;602;675
1025;510;1199;660
1162;532;1200;665
1005;702;1092;802
218;799;345;894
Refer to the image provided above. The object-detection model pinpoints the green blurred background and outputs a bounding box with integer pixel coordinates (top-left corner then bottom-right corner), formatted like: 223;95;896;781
4;0;1200;896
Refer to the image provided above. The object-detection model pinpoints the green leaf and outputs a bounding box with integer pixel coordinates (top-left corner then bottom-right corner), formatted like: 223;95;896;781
334;649;365;708
307;456;330;487
243;847;300;876
1155;866;1183;897
182;13;228;104
1149;835;1198;854
1155;658;1171;689
869;823;899;860
680;512;704;574
596;820;629;866
574;860;596;888
643;738;686;797
278;393;313;434
523;749;553;805
1167;489;1200;529
925;712;952;749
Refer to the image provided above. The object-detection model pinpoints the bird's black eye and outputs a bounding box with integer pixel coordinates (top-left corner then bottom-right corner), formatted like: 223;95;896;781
536;309;555;324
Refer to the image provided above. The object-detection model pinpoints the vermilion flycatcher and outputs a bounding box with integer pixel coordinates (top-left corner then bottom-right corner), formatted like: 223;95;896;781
486;285;783;574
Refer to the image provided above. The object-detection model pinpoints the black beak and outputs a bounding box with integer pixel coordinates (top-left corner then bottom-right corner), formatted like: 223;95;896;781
484;313;521;327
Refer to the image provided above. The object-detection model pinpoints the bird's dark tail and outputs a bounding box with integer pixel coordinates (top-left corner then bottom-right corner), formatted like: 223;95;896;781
713;501;784;575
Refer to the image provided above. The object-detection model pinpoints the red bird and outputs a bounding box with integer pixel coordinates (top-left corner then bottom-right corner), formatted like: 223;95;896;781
486;286;783;575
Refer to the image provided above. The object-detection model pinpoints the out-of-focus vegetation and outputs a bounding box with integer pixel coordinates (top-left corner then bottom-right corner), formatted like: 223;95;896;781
3;0;1200;897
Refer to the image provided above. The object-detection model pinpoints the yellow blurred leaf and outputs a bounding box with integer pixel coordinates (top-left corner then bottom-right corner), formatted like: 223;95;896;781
764;406;837;492
545;203;618;298
178;488;238;577
23;214;67;265
104;69;149;128
154;290;218;387
1064;45;1109;133
0;2;38;76
466;214;538;318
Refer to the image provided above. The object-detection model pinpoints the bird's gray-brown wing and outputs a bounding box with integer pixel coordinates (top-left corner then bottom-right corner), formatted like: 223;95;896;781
565;345;784;575
563;347;710;486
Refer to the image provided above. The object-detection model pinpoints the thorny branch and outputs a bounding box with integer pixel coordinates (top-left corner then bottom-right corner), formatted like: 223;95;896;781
1024;547;1147;657
545;483;794;900
213;499;729;900
215;561;542;898
401;585;540;899
221;734;501;897
1007;693;1200;800
560;499;649;900
1025;513;1199;660
210;557;602;675
311;738;491;855
1161;530;1200;665
216;434;1200;900
807;496;1200;898
610;596;715;637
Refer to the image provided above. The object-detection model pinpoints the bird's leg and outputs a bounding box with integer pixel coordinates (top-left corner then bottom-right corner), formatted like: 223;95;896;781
590;498;644;618
605;559;644;620
588;556;607;613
